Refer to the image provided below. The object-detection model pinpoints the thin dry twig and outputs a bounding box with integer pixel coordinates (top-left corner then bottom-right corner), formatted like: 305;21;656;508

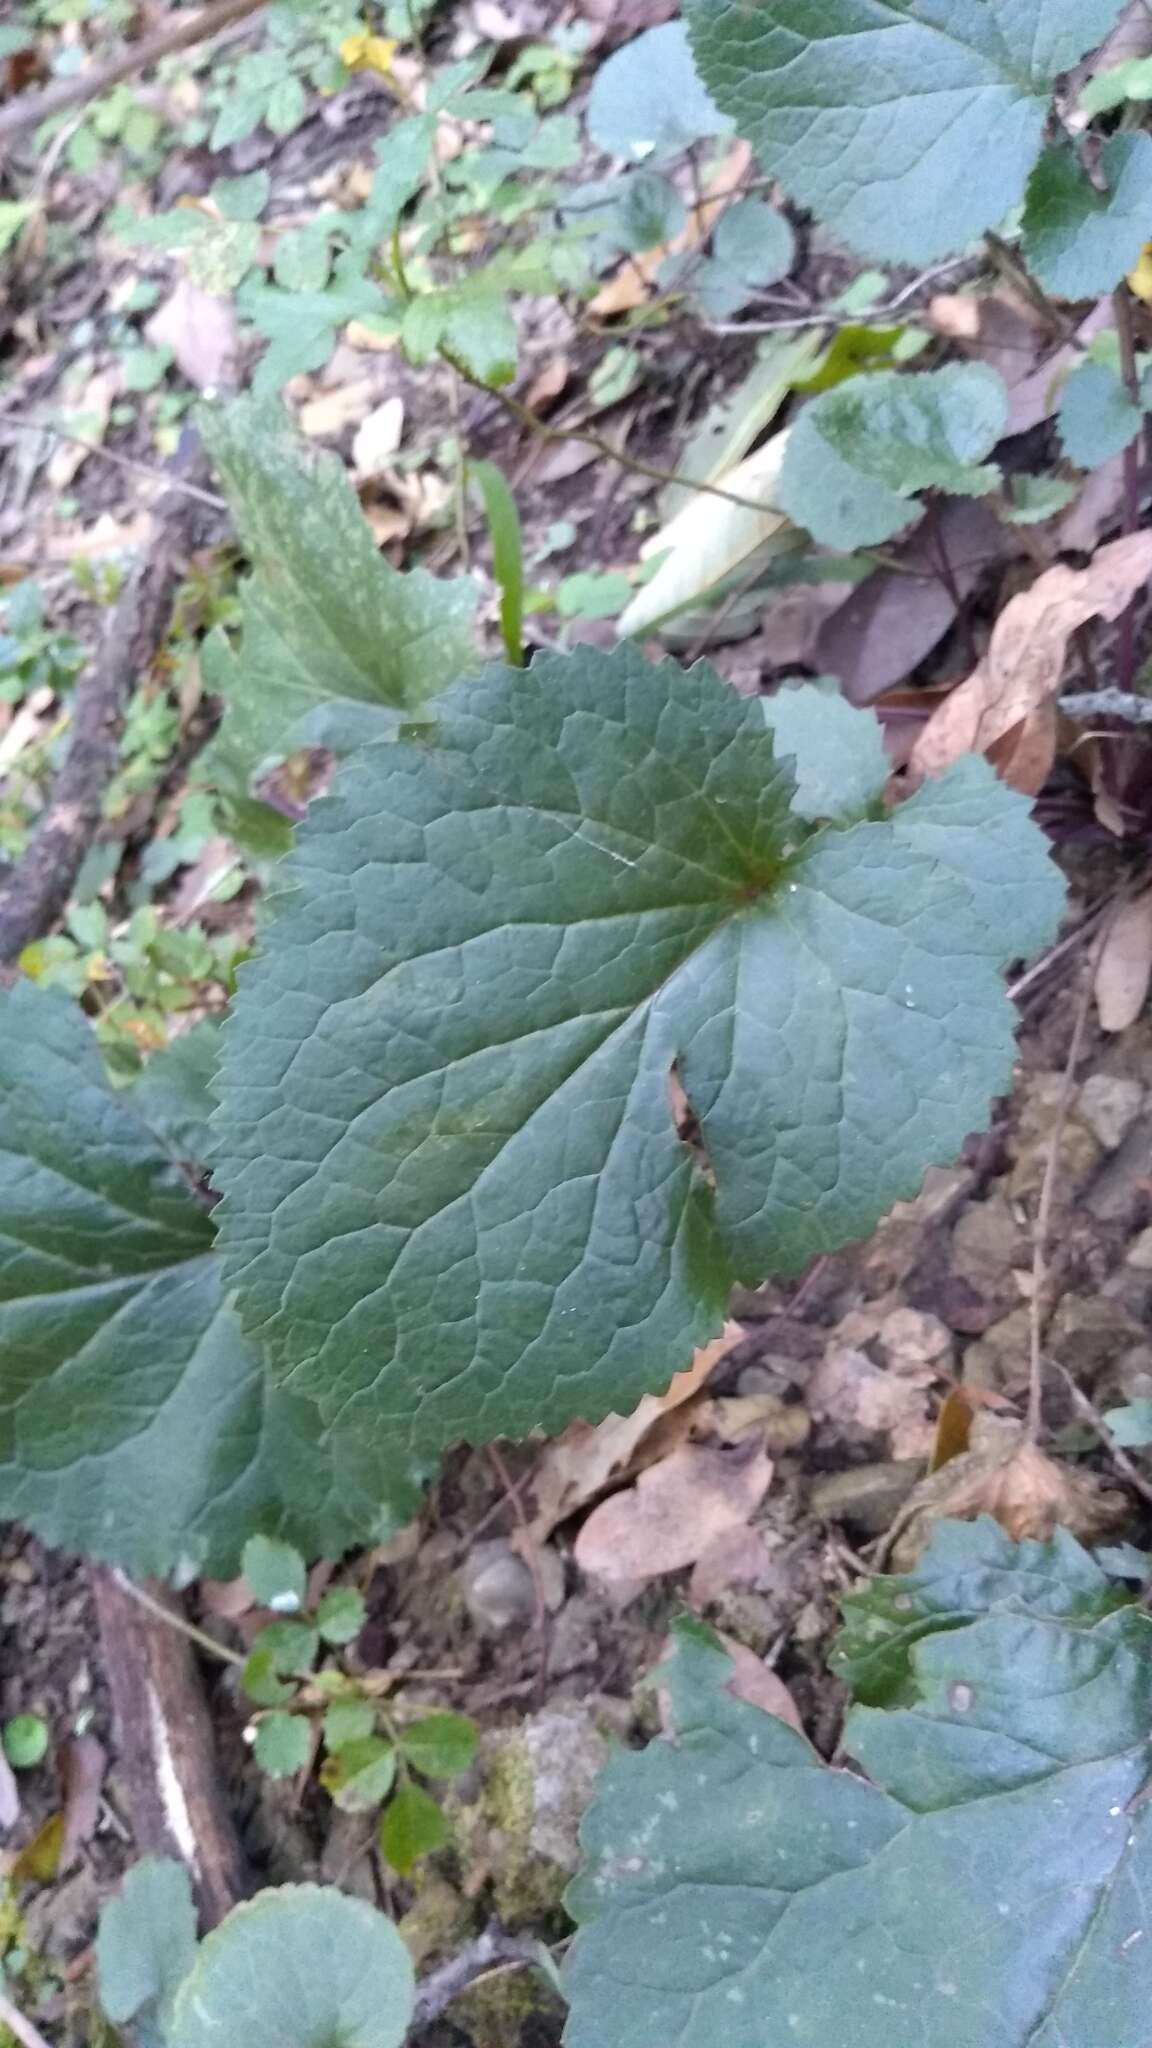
485;1443;551;1697
706;253;979;335
411;1927;553;2031
0;435;214;966
0;1991;53;2048
1025;924;1109;1442
0;0;266;148
111;1571;246;1671
0;414;227;508
1053;1363;1152;1511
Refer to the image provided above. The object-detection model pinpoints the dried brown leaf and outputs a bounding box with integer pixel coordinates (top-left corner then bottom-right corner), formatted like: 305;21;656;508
688;1528;776;1605
58;1733;106;1871
715;1632;806;1735
574;1437;772;1584
351;396;405;478
590;140;751;316
910;532;1152;779
1095;890;1152;1032
888;1423;1125;1569
529;1322;743;1539
46;367;118;489
145;279;238;392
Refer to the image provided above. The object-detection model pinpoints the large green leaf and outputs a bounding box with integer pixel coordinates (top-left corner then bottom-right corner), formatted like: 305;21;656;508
0;985;413;1574
200;400;476;805
683;0;1124;263
586;21;731;158
777;366;1006;549
169;1885;414;2048
213;647;1061;1495
1058;358;1143;469
565;1532;1152;2048
1022;137;1152;299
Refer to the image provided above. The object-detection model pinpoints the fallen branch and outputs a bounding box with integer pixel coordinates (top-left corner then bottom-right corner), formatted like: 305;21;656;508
0;434;216;966
0;0;266;149
411;1927;554;2033
89;1566;250;1929
0;1990;53;2048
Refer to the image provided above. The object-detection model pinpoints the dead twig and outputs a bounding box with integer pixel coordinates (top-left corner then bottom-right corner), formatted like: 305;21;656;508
0;0;266;149
0;414;227;508
411;1927;555;2032
0;434;215;966
0;1990;54;2048
1053;1362;1152;1511
111;1569;246;1670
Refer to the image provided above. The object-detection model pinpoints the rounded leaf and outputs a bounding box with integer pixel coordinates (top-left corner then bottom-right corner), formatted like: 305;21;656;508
169;1885;414;2048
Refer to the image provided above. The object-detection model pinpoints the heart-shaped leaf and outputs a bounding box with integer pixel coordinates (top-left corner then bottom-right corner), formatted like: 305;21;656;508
169;1885;414;2048
1022;136;1152;299
213;648;1061;1498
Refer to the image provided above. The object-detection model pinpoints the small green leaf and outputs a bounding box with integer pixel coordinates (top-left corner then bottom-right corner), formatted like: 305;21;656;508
760;681;889;824
398;1712;477;1779
586;22;730;158
556;570;631;619
614;171;686;252
315;1586;367;1645
378;1779;450;1875
1004;474;1079;524
253;1619;319;1675
1081;53;1152;114
243;1534;308;1613
323;1699;377;1751
1104;1400;1152;1448
211;171;270;222
169;1884;414;2048
200;398;476;800
1022;136;1152;299
322;1737;397;1812
469;460;524;665
273;225;333;294
403;288;517;386
778;365;1007;549
241;1648;297;1709
2;1715;48;1769
1058;359;1142;469
97;1857;198;2029
252;1712;311;1779
683;0;1122;263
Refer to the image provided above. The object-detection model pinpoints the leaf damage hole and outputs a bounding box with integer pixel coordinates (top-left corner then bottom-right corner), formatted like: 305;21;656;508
667;1060;716;1186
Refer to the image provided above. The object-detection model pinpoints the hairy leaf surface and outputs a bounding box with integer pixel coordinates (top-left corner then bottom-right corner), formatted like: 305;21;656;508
213;648;1061;1492
683;0;1124;262
0;986;409;1573
565;1531;1152;2048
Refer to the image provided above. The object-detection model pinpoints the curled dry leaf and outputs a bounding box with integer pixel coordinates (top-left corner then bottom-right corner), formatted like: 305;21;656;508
1095;890;1152;1032
351;396;405;478
573;1437;772;1586
528;1322;743;1540
886;1421;1126;1570
911;532;1152;782
46;366;119;489
618;429;796;637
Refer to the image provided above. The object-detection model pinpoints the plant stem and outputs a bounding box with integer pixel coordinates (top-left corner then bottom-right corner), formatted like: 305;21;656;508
111;1571;246;1670
1113;283;1143;694
443;352;785;514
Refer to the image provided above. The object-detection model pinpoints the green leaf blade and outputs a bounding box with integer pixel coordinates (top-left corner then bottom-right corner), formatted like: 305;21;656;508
565;1554;1152;2048
201;399;477;801
1023;136;1152;299
213;648;1061;1493
682;0;1122;263
169;1885;414;2048
0;985;416;1575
